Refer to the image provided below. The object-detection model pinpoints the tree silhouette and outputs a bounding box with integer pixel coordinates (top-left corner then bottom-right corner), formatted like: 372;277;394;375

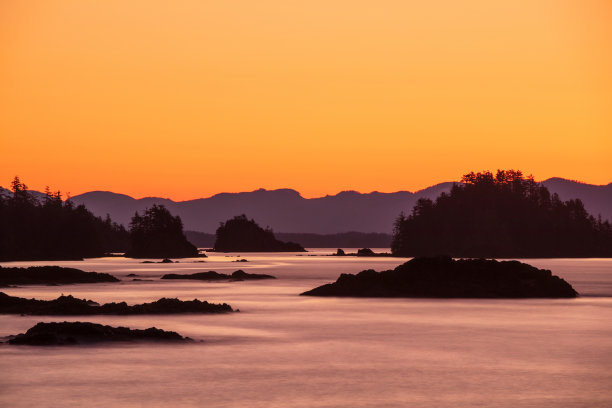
214;214;305;252
125;204;198;258
0;177;129;261
391;170;612;258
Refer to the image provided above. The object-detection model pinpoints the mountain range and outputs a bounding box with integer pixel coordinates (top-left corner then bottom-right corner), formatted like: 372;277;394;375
2;178;610;235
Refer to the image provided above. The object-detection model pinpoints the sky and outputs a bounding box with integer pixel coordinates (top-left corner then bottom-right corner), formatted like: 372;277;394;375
1;0;611;200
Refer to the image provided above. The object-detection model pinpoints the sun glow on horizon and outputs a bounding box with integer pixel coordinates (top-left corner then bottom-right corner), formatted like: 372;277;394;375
1;1;611;200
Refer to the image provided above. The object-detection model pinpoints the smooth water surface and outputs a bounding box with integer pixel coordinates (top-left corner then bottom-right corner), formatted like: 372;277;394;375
1;251;611;407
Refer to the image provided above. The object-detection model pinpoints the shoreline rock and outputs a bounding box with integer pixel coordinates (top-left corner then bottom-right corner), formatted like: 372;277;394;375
301;256;578;298
7;322;189;345
161;269;275;281
0;292;233;315
0;266;119;286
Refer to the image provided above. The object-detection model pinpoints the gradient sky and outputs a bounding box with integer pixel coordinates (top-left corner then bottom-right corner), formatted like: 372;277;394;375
1;1;611;200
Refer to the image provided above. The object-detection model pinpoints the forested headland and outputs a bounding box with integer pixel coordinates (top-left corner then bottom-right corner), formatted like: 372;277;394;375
391;170;612;258
0;177;129;261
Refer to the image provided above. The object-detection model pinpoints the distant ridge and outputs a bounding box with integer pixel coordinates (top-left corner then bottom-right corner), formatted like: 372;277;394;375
3;178;610;234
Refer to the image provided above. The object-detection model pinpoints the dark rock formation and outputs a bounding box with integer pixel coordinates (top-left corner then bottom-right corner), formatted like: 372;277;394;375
161;269;275;281
301;256;578;298
0;266;119;286
8;321;188;345
331;248;391;257
125;204;199;258
0;292;233;315
214;215;305;252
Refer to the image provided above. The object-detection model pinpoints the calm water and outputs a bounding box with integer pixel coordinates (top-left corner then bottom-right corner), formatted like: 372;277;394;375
1;251;611;407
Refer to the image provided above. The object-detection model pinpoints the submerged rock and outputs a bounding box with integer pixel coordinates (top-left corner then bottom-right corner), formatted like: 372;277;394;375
0;292;233;315
8;321;188;345
301;256;578;298
0;266;119;286
161;269;275;281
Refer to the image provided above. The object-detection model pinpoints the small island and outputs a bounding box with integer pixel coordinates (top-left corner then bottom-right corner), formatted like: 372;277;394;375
7;322;189;345
0;292;233;315
161;269;275;281
0;266;119;286
213;214;305;252
301;256;578;298
125;204;199;258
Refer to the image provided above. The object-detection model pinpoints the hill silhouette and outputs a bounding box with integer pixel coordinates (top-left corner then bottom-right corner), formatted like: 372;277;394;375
60;179;612;236
391;170;612;258
214;215;305;252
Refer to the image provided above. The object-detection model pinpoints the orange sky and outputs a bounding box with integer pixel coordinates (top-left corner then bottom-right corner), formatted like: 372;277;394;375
1;1;611;200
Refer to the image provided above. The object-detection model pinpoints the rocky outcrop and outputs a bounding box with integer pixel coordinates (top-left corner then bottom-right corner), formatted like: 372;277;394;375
301;256;578;298
0;266;119;286
8;322;188;345
161;269;275;281
331;248;391;257
0;292;233;315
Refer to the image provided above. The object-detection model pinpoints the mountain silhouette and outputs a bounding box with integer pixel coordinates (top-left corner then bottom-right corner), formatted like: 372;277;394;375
5;178;608;235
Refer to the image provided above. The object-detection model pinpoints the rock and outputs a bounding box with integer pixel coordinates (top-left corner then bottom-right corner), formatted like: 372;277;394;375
335;249;346;256
356;248;375;256
8;322;188;345
301;256;578;298
0;292;233;315
161;258;173;263
0;266;119;286
161;270;276;281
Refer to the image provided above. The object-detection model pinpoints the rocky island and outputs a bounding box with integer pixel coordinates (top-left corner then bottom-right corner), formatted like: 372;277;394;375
161;269;275;281
0;292;233;315
332;248;392;257
7;321;189;345
125;204;199;258
301;256;578;298
0;265;119;286
213;214;305;252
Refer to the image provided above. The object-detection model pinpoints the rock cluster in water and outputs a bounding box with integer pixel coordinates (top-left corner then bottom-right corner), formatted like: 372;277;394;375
331;248;392;257
0;292;233;315
0;266;119;286
8;321;188;345
161;269;275;281
301;256;578;298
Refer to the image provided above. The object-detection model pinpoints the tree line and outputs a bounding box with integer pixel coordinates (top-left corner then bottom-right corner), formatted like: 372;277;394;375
0;177;129;261
391;170;612;257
